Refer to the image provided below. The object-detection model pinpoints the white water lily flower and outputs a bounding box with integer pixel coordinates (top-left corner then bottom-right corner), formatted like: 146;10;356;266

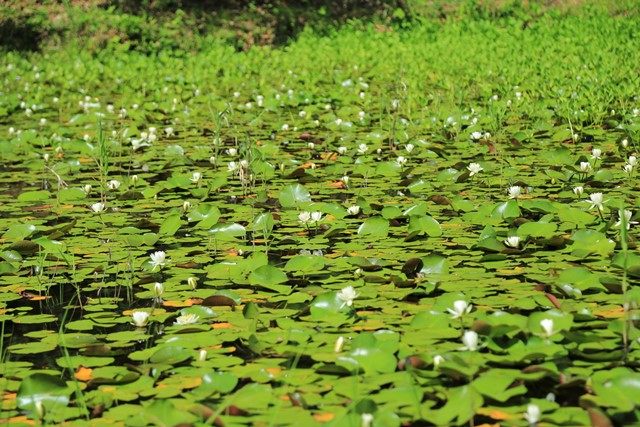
334;336;345;353
396;156;407;166
357;143;368;155
310;212;323;223
540;318;554;338
586;192;605;211
524;404;541;426
622;138;629;148
504;236;520;248
447;300;472;319
461;330;479;351
467;162;483;176
227;161;238;172
164;127;174;137
150;251;166;271
107;179;121;190
174;313;200;325
153;282;164;297
131;138;150;151
624;164;634;174
91;202;105;213
628;155;637;167
337;286;359;308
298;211;311;224
361;413;374;427
227;148;237;156
131;311;150;327
197;349;208;361
337;146;348;155
614;210;637;230
591;148;602;159
190;172;202;183
579;161;592;172
507;186;522;199
405;143;414;153
470;131;483;141
341;175;349;186
187;277;198;289
347;205;360;216
433;354;445;368
572;186;583;196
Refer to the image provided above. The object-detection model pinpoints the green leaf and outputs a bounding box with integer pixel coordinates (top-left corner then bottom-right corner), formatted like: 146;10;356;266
209;222;246;240
3;224;37;241
248;265;290;293
426;385;483;425
284;255;325;273
407;215;442;237
251;212;275;238
149;346;192;364
17;373;71;416
159;213;182;236
357;216;389;237
517;221;557;239
188;204;221;229
279;184;311;208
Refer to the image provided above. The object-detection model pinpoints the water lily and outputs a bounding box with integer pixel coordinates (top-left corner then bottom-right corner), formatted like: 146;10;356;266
624;163;634;174
504;236;520;248
470;131;483;141
298;211;311;224
107;179;121;190
396;156;407;166
150;251;166;271
579;161;592;173
174;313;199;325
524;404;541;426
461;330;479;351
131;310;150;327
197;349;207;361
190;172;202;183
347;205;360;216
614;209;637;230
361;413;374;427
83;184;92;195
572;186;583;196
337;285;359;308
447;300;472;319
586;192;605;211
405;143;414;153
467;162;483;176
507;186;522;199
187;276;198;289
540;318;554;338
227;161;238;172
91;202;105;213
334;336;345;353
433;354;445;368
153;282;164;297
628;155;637;167
357;143;368;154
337;146;348;154
591;148;602;159
164;127;174;137
310;211;323;223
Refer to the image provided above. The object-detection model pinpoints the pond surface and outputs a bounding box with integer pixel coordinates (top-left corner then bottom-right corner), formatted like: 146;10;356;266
1;12;640;426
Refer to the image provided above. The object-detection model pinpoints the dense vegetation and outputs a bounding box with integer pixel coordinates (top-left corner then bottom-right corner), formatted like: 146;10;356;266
1;1;640;426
